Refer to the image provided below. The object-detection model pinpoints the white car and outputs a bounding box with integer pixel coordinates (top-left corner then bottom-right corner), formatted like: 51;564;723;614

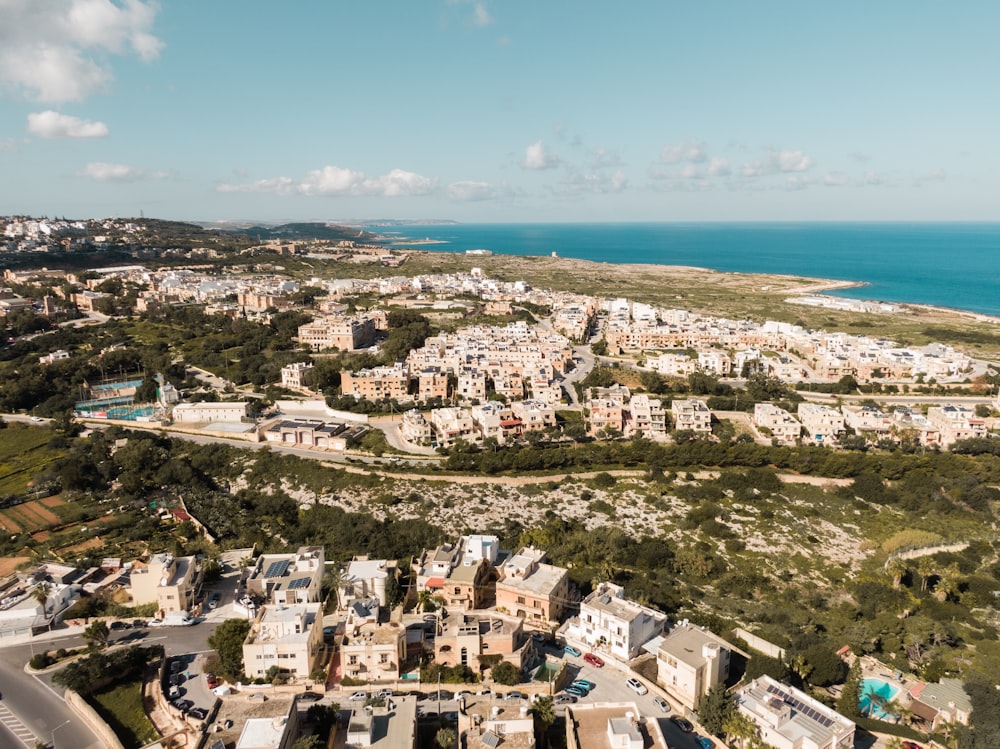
626;677;648;695
349;691;367;701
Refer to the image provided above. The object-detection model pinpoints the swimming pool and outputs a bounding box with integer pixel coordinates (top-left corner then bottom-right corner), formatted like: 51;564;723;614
860;677;900;720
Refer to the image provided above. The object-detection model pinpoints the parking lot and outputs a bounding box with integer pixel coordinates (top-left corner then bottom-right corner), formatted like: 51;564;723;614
551;646;714;749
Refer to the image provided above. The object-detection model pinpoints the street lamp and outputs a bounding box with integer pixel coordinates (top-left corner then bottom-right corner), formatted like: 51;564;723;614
51;719;71;748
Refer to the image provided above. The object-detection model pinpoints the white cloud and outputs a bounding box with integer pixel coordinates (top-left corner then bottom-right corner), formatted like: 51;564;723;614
848;151;872;163
772;149;814;172
680;164;701;179
706;157;731;177
823;172;849;186
660;140;707;164
741;148;816;179
590;147;623;169
522;140;559;170
0;0;163;102
557;169;628;196
785;175;812;191
77;161;164;181
218;165;436;197
863;170;883;186
0;138;16;153
472;2;493;26
447;181;497;202
27;109;108;138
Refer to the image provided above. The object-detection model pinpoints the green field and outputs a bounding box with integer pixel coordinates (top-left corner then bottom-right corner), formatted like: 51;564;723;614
0;425;64;495
87;679;159;749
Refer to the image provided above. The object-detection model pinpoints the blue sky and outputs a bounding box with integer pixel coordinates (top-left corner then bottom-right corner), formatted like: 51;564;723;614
1;1;998;223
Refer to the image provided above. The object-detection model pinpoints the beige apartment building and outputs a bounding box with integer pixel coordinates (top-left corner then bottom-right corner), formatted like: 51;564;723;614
340;621;407;682
753;403;802;445
129;553;201;615
341;364;410;401
297;315;376;351
495;547;570;625
670;399;712;433
656;622;731;711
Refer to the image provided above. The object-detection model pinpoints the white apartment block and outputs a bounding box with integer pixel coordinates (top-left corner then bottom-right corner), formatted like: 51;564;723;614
698;350;732;376
670;399;712;433
628;395;667;438
565;582;667;661
242;602;324;679
656;622;731;711
430;407;476;447
456;369;488;402
511;399;557;432
753;403;801;445
648;352;698;377
297;315;376;351
797;403;846;444
280;361;314;389
736;675;855;749
840;404;892;437
399;409;433;444
129;553;201;614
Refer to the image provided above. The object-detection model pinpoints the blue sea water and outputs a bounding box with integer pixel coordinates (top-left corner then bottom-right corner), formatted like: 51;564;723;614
375;223;1000;317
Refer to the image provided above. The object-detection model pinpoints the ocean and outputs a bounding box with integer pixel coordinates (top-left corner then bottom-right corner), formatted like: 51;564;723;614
373;223;1000;318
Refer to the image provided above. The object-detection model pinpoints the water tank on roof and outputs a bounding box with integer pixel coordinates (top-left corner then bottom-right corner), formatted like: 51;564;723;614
703;642;719;660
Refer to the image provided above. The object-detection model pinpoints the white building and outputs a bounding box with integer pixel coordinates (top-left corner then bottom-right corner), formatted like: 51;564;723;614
280;362;314;389
565;582;667;661
172;401;249;424
242;602;324;680
797;403;846;444
670;399;712;433
736;675;855;749
753;403;801;445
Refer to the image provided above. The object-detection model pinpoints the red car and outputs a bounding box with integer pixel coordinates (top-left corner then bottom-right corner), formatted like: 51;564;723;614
583;653;605;667
901;743;922;749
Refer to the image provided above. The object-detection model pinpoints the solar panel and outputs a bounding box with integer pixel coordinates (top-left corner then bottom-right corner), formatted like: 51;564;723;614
264;559;290;578
482;731;501;749
288;577;310;590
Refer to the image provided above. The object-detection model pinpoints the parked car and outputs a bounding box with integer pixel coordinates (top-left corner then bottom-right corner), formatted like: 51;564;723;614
583;653;605;667
625;677;648;695
208;592;221;609
132;619;147;628
172;699;194;713
901;743;923;749
653;697;670;712
110;621;128;630
564;686;587;698
570;679;595;692
671;716;693;732
695;735;713;749
170;660;183;673
349;691;367;701
299;692;323;702
506;691;525;700
554;694;577;705
377;689;394;699
188;708;208;721
563;645;582;657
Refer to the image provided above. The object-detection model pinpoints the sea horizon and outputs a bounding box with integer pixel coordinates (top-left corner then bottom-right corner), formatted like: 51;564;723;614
370;221;1000;319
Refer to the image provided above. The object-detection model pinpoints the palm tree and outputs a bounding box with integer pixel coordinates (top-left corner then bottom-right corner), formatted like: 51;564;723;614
533;696;555;749
32;582;52;618
323;566;346;611
722;710;760;749
885;556;908;589
83;620;110;652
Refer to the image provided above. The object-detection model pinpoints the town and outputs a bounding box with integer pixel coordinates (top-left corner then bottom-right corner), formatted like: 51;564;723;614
1;215;998;749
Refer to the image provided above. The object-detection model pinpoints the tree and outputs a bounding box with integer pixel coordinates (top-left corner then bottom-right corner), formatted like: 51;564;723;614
83;620;110;652
697;683;733;737
207;618;252;680
491;660;520;686
32;583;52;618
292;737;323;749
533;695;556;749
722;710;760;749
837;659;862;720
435;727;456;749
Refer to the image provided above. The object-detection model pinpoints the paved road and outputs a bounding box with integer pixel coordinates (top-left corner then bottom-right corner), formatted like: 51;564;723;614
0;637;105;749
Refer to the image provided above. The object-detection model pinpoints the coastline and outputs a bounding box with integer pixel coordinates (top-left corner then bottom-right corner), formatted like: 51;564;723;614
397;245;1000;332
386;222;1000;321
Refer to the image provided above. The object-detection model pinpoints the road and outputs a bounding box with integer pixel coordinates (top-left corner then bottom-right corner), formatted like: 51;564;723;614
0;633;105;749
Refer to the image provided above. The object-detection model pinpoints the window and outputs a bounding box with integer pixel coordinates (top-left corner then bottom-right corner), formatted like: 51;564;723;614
517;596;525;605
348;655;358;665
380;653;389;664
